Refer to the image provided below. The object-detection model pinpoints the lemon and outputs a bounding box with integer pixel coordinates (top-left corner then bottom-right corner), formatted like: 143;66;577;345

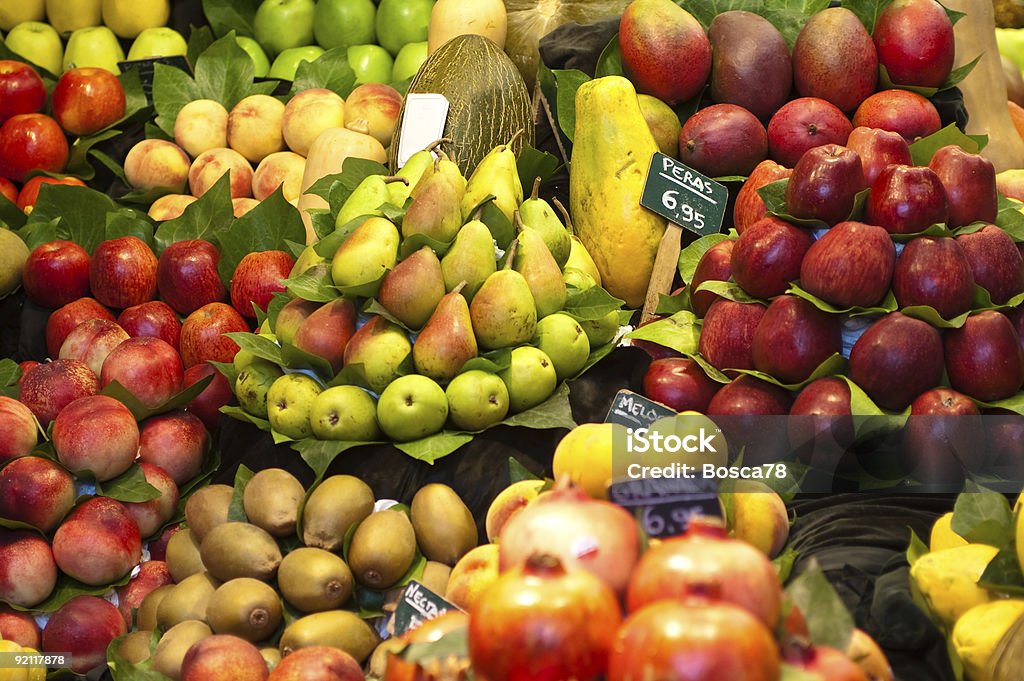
952;599;1024;681
910;543;1000;627
552;422;621;499
930;512;969;552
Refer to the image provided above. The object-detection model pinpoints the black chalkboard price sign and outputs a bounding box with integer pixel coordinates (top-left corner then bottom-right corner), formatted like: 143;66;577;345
640;153;728;237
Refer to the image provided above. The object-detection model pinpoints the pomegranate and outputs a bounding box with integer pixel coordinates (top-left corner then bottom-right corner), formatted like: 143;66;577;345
385;611;470;681
469;554;622;681
785;641;870;681
498;480;640;597
607;600;781;681
626;517;782;627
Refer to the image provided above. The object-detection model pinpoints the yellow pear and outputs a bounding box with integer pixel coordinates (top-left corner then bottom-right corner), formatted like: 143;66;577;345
101;0;171;39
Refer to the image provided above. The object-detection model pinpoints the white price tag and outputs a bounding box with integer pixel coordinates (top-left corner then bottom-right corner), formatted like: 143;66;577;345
395;93;450;167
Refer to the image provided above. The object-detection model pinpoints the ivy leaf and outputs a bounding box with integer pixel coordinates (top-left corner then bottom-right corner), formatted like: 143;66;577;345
625;310;702;355
951;481;1014;547
106;208;156;246
760;0;831;48
283;263;339;303
841;0;895;33
785;561;856;650
0;193;26;231
96;464;161;503
28;184;119;254
395;432;475;464
679;232;732;283
154;173;234;255
563;286;626;321
215;186;306;285
16;217;60;251
909;123;986;166
65;129;122;181
290;47;357;97
201;0;260;38
656;290;691;315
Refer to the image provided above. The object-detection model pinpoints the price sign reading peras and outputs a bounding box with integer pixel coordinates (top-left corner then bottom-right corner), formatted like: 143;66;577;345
640;153;728;237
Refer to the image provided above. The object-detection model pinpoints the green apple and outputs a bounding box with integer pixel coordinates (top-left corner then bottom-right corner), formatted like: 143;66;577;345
235;359;286;418
310;385;382;441
445;370;509;431
44;0;100;35
5;21;63;75
0;0;44;32
63;25;125;74
535;313;590;382
347;44;393;84
499;346;557;413
581;310;620;348
269;45;325;81
375;0;434;56
254;0;315;56
313;0;375;51
127;27;187;61
391;40;427;82
267;373;323;439
377;374;448;441
236;36;271;78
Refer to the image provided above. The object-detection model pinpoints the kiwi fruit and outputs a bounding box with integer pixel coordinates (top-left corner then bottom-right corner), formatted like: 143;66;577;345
136;584;174;631
165;528;205;583
410;484;477;566
156;572;219;630
116;630;154;665
243;468;305;538
184;485;233;541
277;547;354;613
152;620;212;680
420;561;453;596
199;522;283;582
301;475;375;551
279;610;379;663
347;510;417;589
259;646;281;672
206;577;283;642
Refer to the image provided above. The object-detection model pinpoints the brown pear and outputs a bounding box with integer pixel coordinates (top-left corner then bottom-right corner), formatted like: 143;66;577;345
413;283;478;382
292;298;358;372
274;298;320;345
401;163;464;243
377;246;446;329
513;213;567;318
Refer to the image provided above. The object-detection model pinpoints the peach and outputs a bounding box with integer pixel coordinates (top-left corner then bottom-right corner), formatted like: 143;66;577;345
52;394;139;482
252;151;306;201
189;148;254;199
484;479;544;542
174;99;229;158
17;358;100;426
727;481;790;558
124;463;181;538
267;645;362;681
57;317;129;376
42;596;127;674
343;83;402;147
181;635;269;681
232;197;260;217
117;560;174;628
125;139;191;192
138;411;209;486
52;497;142;586
0;605;41;649
0;395;38;462
149;193;198;221
282;88;346;156
0;530;57;608
227;94;286;164
445;543;499;611
0;455;76;532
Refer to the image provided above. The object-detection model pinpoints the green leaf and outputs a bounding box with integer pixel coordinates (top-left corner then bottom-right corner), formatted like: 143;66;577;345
227;464;255;522
910;123;985;166
736;353;848;392
907;528;929;566
978;546;1024;596
759;0;832;48
838;0;893;31
100;375;214;422
362;299;415;333
225;332;283;365
479;199;516;250
973;391;1024;415
402;626;469;666
96;465;161;503
516;144;563;192
311;158;390;212
107;631;168;681
28;184;119;254
395;432;475;464
625;310;702;355
17;217;60;251
500;383;578;431
509;457;543;483
151;62;203;137
154;173;234;255
994;195;1024;242
5;570;133;613
595;34;624;78
942;53;982;91
214;186;306;285
333;272;388;300
773;546;799;583
399;232;452;260
221;405;273;432
899;305;969;329
0;359;22;396
694;279;764;304
656;290;691;315
201;0;260;38
290;47;357;97
788;282;899;317
679;232;732;283
785;561;856;650
283;263;339;303
65;129;123;181
106;208;156;246
551;69;591;143
676;0;763;30
757;178;830;230
460;348;512;375
563;286;626;321
290;438;379;479
0;194;26;231
951;481;1014;547
279;343;334;383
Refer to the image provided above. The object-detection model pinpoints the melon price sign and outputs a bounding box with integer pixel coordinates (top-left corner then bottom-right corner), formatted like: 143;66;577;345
640;153;728;237
604;389;677;430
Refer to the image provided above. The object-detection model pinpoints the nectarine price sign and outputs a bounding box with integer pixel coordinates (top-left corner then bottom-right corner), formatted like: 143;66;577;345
391;580;461;637
641;153;727;237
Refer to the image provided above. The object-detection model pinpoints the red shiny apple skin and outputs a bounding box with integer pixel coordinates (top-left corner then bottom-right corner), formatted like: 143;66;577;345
846;126;913;186
115;560;173;628
707;374;793;416
733;160;793;234
89;236;159;310
100;336;184;410
852;90;942;143
730;216;814;299
956;225;1024;304
52;67;127;137
892;236;975;320
138;410;209;486
800;221;896;308
52;394;140;482
182;363;233;433
902;387;984;485
678;103;768;178
788;377;855;464
15;175;86;213
0;60;46;125
0;396;37;463
690;239;735;317
156;239;227;316
928;145;998;228
944;311;1024;402
118;300;182;351
752;295;843;384
22;240;91;309
0;113;69;183
785;144;868;225
849;312;945;411
642;357;721;412
766;97;853;168
58;318;129;376
45;297;115;358
865;164;948;234
0;456;76;533
51;497;142;588
42;595;127;675
707;376;793;463
17;359;99;425
229;250;294;320
873;0;956;88
179;302;249;368
698;299;768;374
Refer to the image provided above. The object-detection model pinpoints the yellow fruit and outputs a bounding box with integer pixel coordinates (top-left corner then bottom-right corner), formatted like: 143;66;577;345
910;544;1000;627
952;599;1024;681
0;640;29;681
552;422;621;499
484;479;544;542
101;0;170;39
727;481;789;558
0;229;30;297
930;512;969;552
1017;501;1024;573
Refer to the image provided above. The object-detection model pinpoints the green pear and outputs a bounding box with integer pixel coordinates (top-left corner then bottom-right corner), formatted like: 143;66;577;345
441;220;496;301
413;283;477;382
563;267;597;290
235;359;285;418
289;245;326;277
389;149;435;206
401;162;463;243
377;375;448;442
377;246;446;329
335;175;391;227
553;196;603;285
513;214;566;319
469;240;537;350
267;374;323;439
499;346;557;413
519;177;570;268
331;217;400;293
274;298;320;345
44;0;99;35
581;311;621;347
342;316;412;393
411;149;465;201
445;370;509;431
460;131;524;221
292;298;358;373
63;25;125;73
310;386;381;441
535;313;590;381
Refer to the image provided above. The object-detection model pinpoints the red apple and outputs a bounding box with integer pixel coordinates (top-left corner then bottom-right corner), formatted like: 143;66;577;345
0;456;76;533
138;410;210;486
17;359;99;425
642;357;721;412
784;644;873;681
789;377;854;464
799;221;896;308
730;216;814;299
89;236;158;309
0;396;38;463
118;300;182;350
0;60;46;125
17;360;39;382
846;126;913;186
786;144;868;225
849;311;945;411
52;67;126;137
874;0;955;89
22;240;91;308
0;113;69;182
944;311;1024;402
902;387;983;485
45;296;114;358
707;374;793;463
58;317;129;376
15;175;86;213
892;236;975;320
179;302;249;368
928;145;998;228
157;239;227;315
698;299;768;373
752;295;843;384
865;164;948;234
852;90;942;143
689;239;735;317
229;250;294;319
115;560;173;628
182;363;233;433
733;160;792;234
123;463;180;539
678;103;768;178
42;596;127;674
52;394;139;481
956;225;1024;304
766;97;853;168
100;336;184;409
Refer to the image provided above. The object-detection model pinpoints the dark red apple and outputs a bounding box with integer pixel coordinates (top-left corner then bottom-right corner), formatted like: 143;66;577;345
928;145;998;228
698;299;767;373
902;387;983;485
707;375;793;415
15;175;86;213
229;250;294;320
45;296;115;359
766;97;853;168
730;216;814;298
118;300;182;350
846;126;913;186
182;363;234;433
865;164;948;234
138;410;210;486
51;497;142;588
874;0;955;88
852;90;941;143
944;311;1024;402
52;67;127;137
690;239;735;317
642;357;721;412
788;377;854;465
22;240;91;309
157;239;227;316
57;317;129;376
0;113;69;183
752;295;843;384
179;302;249;368
17;359;99;425
100;336;184;409
848;311;945;411
0;60;46;125
89;236;158;310
785;144;868;225
0;456;76;533
733;160;793;234
956;225;1024;304
678;104;768;178
707;374;793;463
986;408;1024;469
799;221;897;308
892;236;975;320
